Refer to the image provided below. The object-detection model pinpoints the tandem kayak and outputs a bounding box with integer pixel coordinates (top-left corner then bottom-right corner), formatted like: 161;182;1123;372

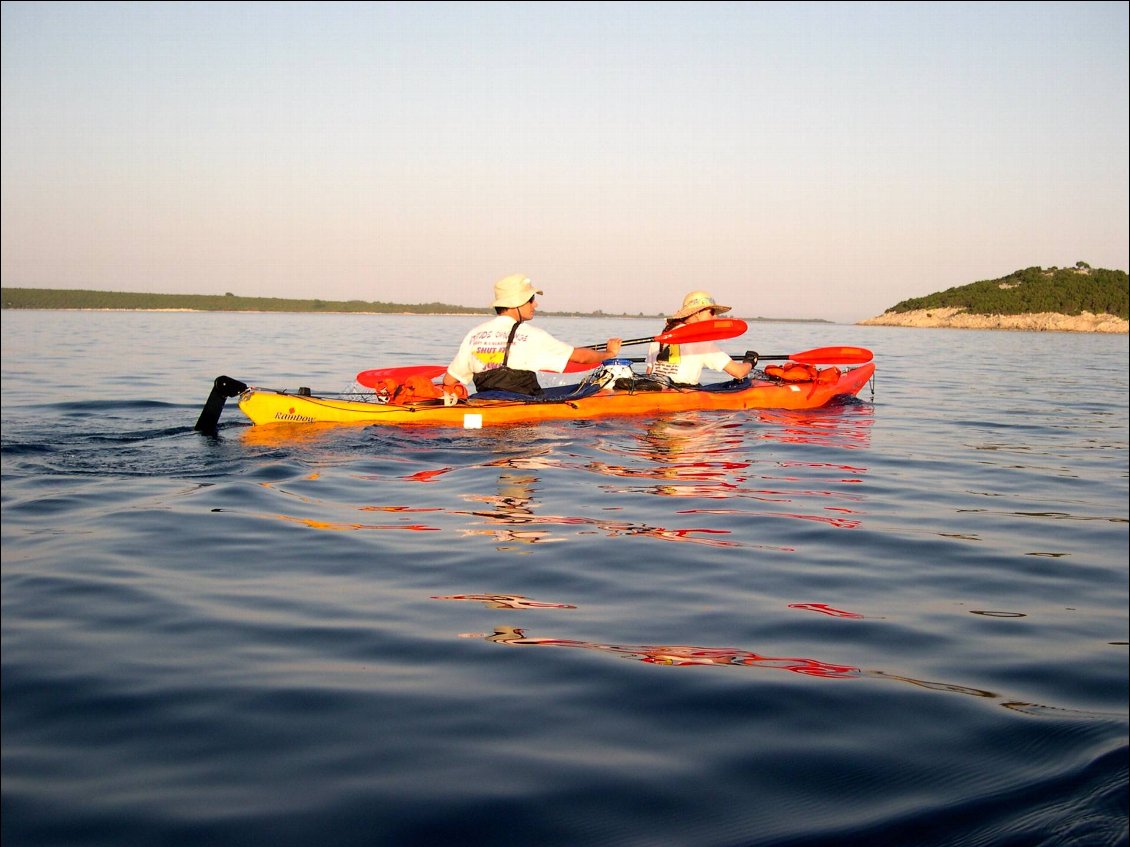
195;361;875;432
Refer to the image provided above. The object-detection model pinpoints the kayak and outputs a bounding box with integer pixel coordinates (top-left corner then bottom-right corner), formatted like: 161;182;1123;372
224;362;875;429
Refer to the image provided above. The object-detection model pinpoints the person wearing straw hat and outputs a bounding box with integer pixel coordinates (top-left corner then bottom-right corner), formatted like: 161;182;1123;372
441;274;622;398
645;291;752;385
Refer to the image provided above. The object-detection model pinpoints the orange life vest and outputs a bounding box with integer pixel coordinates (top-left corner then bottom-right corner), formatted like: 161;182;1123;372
764;363;842;384
372;375;466;404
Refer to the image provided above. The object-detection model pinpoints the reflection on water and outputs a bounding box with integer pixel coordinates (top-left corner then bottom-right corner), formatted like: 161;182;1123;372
462;469;556;548
432;594;577;610
402;467;455;482
461;626;1121;718
680;507;863;529
272;514;441;532
458;466;747;549
588;415;750;497
241;409;877;550
359;501;749;548
588;412;874;524
635;415;750;460
467;625;860;676
224;403;1120;724
788;603;865;618
239;421;349;447
754;404;875;449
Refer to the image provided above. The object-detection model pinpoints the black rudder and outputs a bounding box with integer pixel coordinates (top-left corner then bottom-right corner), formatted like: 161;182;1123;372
194;375;249;434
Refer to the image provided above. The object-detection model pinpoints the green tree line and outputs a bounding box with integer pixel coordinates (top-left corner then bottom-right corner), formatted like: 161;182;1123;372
0;287;829;322
886;264;1128;319
0;288;495;315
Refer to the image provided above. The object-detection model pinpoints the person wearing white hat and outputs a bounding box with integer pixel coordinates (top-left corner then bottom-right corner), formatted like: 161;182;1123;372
442;274;622;397
645;290;752;385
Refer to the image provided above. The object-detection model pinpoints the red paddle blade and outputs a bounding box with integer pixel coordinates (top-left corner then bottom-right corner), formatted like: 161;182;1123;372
789;346;873;365
656;318;748;346
359;362;598;386
356;365;447;387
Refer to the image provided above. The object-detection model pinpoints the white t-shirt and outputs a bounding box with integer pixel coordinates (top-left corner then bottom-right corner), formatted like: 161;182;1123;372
645;340;733;384
446;316;574;384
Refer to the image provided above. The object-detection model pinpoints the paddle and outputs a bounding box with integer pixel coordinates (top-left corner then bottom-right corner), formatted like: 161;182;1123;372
591;318;748;351
558;318;749;373
745;346;873;365
619;346;874;367
356;318;750;387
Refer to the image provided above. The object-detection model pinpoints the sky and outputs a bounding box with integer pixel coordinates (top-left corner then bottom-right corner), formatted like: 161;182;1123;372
2;1;1127;323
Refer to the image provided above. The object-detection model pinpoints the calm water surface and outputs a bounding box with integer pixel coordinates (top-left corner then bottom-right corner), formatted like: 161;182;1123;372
2;311;1127;847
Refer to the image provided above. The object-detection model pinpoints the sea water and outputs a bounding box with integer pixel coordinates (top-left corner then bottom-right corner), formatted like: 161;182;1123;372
2;310;1127;847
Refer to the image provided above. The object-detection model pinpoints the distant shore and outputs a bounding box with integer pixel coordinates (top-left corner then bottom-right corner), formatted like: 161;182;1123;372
5;306;831;323
858;308;1128;334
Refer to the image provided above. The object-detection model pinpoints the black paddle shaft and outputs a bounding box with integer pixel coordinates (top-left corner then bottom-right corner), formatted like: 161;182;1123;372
622;350;763;365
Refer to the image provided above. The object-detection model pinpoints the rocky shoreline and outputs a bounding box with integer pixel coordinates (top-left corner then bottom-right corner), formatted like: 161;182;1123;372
858;307;1128;333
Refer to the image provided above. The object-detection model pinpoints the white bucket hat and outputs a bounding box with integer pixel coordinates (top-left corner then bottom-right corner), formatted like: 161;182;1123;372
670;290;731;320
492;274;543;308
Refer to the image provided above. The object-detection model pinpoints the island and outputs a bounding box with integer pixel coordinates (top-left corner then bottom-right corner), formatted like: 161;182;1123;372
859;264;1128;333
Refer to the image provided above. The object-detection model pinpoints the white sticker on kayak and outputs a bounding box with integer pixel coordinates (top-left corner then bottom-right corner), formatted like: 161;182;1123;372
463;413;483;429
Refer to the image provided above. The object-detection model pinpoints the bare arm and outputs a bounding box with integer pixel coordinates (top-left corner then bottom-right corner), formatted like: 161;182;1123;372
723;360;752;379
569;338;622;365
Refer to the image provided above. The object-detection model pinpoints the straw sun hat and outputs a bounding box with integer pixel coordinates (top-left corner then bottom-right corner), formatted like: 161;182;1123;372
492;274;543;309
670;291;732;320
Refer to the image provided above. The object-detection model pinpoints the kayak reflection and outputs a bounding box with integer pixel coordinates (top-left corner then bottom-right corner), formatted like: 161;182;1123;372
463;626;1116;716
461;469;561;549
587;415;751;498
432;594;577;610
458;460;745;549
753;403;875;450
587;409;873;502
471;626;860;677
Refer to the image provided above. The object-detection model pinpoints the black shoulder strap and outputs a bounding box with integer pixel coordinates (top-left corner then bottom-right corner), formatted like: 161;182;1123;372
502;319;522;367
